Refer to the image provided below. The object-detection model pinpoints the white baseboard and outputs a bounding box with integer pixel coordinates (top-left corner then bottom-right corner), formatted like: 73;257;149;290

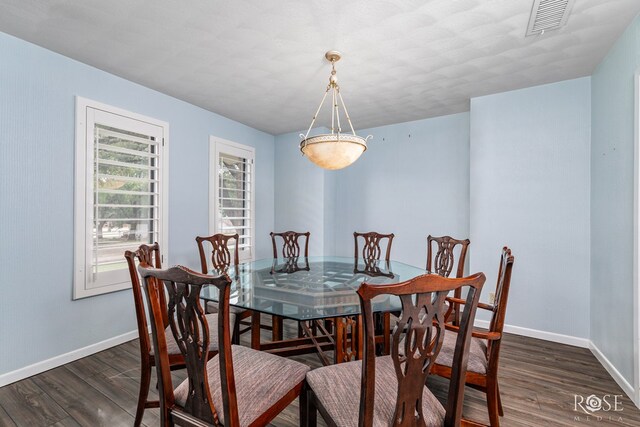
474;319;591;348
589;341;637;406
472;319;639;408
0;330;138;388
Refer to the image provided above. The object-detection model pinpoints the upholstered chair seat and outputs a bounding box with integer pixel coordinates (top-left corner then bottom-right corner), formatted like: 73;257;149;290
435;330;488;375
306;356;445;427
174;345;309;426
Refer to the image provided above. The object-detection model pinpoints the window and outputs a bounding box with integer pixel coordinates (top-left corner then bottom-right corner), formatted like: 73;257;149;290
74;97;168;299
210;137;255;263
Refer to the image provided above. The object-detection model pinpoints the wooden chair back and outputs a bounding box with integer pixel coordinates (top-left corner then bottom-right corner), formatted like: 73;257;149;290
353;231;395;262
138;263;237;426
357;272;486;427
426;235;470;278
486;247;515;362
196;233;239;274
124;243;165;360
270;231;310;259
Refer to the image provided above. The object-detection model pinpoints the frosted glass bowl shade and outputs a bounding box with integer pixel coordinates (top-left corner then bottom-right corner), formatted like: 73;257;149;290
299;134;368;170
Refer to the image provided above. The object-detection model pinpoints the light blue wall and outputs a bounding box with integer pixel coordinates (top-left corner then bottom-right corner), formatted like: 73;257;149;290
332;113;471;268
591;14;640;385
470;77;591;338
274;128;328;256
274;114;470;266
0;32;274;376
323;164;338;256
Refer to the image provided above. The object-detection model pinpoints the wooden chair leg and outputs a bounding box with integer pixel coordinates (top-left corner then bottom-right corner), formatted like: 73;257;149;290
486;379;501;427
134;360;152;427
272;315;283;341
232;317;240;345
307;388;318;427
300;383;308;427
497;382;504;417
251;311;261;350
383;312;391;355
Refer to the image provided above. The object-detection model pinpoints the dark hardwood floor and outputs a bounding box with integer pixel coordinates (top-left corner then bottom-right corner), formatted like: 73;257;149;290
0;318;638;426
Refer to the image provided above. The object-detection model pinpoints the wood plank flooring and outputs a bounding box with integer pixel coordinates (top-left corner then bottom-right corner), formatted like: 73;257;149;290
1;319;639;426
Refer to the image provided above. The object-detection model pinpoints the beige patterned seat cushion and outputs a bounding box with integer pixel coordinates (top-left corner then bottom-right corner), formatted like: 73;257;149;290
174;345;309;426
435;330;488;374
150;313;235;356
306;356;445;427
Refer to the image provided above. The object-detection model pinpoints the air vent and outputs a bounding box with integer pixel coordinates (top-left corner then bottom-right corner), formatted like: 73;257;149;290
526;0;575;37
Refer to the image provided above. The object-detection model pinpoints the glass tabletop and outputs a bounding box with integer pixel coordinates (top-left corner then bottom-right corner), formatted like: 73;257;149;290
200;256;428;321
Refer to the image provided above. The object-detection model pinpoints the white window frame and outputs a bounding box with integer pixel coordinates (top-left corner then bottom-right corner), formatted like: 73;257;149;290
209;136;256;263
74;97;169;299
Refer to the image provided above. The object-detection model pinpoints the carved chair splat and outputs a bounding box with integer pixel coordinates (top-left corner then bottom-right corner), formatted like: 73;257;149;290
270;231;310;259
196;233;240;275
353;231;395;262
426;235;470;278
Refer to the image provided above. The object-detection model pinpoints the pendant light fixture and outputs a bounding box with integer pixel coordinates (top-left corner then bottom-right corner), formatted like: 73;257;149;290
299;51;371;170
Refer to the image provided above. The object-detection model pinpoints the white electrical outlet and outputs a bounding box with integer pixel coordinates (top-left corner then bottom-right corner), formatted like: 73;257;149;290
488;292;496;304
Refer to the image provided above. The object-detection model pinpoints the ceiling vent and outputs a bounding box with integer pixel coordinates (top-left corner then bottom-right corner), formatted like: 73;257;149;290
526;0;575;36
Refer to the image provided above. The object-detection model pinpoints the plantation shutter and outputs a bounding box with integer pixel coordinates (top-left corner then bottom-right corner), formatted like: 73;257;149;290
74;99;167;299
92;124;160;279
213;141;255;262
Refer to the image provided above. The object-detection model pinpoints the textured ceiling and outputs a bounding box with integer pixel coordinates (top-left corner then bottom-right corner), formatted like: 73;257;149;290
1;0;639;135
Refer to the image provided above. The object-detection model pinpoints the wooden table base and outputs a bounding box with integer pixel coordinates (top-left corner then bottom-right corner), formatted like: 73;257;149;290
250;312;374;366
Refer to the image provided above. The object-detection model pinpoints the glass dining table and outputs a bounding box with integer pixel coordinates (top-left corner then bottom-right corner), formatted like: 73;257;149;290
200;256;427;365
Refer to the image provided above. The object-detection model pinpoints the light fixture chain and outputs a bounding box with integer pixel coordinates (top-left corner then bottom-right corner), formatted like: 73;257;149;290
335;86;342;137
303;86;331;140
331;85;336;134
338;91;357;136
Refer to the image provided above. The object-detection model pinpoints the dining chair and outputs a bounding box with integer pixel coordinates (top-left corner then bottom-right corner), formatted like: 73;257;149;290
304;272;486;427
139;263;310;427
271;230;310;259
196;233;251;342
427;235;471;325
124;243;233;427
432;247;515;427
353;231;395;355
426;235;470;278
353;231;395;262
270;230;311;340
